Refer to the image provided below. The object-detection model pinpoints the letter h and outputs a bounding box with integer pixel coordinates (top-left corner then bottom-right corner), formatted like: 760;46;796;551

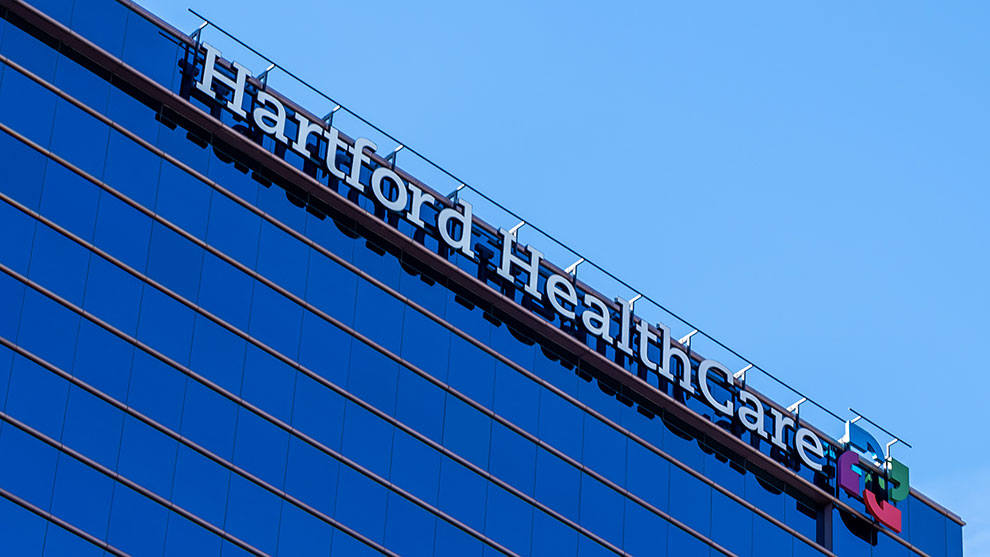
195;42;250;118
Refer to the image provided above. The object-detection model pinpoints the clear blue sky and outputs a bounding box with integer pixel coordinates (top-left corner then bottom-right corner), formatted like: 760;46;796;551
141;0;989;551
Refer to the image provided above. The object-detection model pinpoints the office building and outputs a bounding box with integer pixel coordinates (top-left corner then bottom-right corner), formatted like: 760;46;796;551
0;0;964;555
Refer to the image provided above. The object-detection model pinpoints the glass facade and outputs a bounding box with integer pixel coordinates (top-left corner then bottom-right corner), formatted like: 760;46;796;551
0;1;964;556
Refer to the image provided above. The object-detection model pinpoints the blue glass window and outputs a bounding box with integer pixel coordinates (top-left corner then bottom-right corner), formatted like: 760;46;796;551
116;416;177;500
0;201;35;280
305;248;358;325
38;162;99;242
52;52;110;115
537;390;583;461
0;424;58;511
42;523;103;557
180;379;238;461
27;223;90;305
1;19;57;80
69;0;129;58
331;529;387;557
484;483;533;556
49;455;115;540
394;366;445;443
290;372;345;451
346;341;399;416
582;415;627;486
256;183;306;234
135;286;195;365
163;513;222;556
0;130;48;210
17;287;80;368
578;473;624;548
298;309;352;386
284;435;339;517
224;474;283;556
257;221;309;297
5;355;68;440
667;466;711;538
106;484;169;557
145;222;204;303
120;10;180;89
667;525;714;556
489;422;537;496
189;315;246;395
0;273;23;346
908;497;948;557
388;429;441;507
384;491;438;557
102;130;160;209
492;361;539;433
156;162;210;239
60;386;124;470
0;64;56;146
437;456;487;533
442;394;491;470
333;465;388;544
341;401;394;479
434;519;484;557
0;495;47;555
622;499;669;557
352;279;405;355
248;281;303;359
171;445;230;527
240;343;295;422
625;440;669;512
399;307;450;379
751;515;792;556
206;191;262;269
92;191;153;273
710;490;753;557
534;447;580;523
126;350;186;431
232;408;289;489
71;318;134;401
531;509;578;557
49;98;110;179
446;336;495;408
276;502;334;556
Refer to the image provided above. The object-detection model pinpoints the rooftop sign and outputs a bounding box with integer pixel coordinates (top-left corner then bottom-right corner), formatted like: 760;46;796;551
190;42;909;532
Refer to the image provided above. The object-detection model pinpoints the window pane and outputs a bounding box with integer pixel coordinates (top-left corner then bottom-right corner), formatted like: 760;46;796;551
5;355;69;439
383;491;438;557
49;98;109;179
224;474;283;556
0;66;56;147
0;130;48;210
60;386;124;470
0;424;58;511
116;415;178;500
27;223;91;305
0;495;47;556
232;408;289;489
106;484;169;557
333;466;387;544
38;162;99;242
49;455;114;540
135;287;195;366
276;502;334;556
